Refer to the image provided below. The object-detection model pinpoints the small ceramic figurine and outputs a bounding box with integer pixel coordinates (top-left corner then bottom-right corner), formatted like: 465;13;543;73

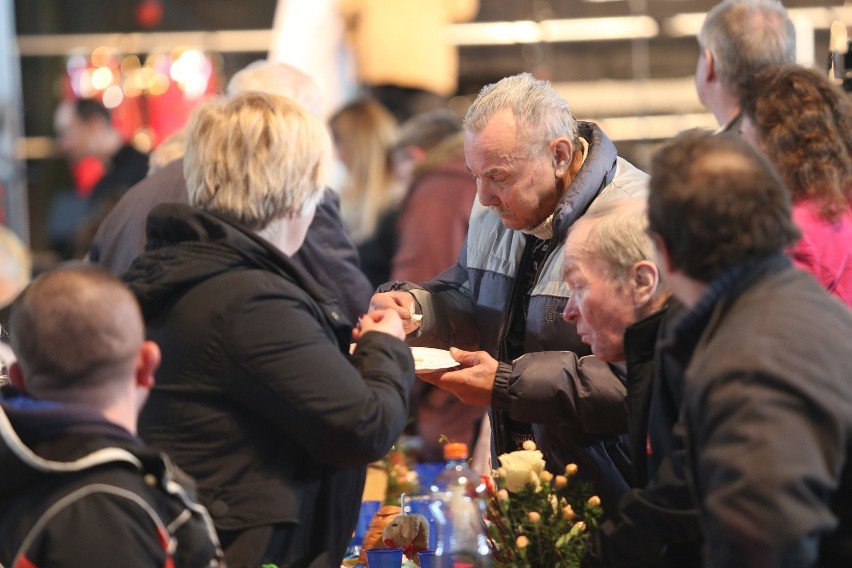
382;513;430;563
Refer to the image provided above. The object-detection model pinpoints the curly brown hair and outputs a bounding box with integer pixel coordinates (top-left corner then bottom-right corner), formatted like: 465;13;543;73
740;64;852;222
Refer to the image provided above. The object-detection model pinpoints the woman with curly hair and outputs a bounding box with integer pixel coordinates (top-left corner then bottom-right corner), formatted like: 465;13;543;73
740;64;852;306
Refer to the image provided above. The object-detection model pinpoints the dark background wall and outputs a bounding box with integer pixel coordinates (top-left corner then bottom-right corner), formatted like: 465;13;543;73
13;0;842;255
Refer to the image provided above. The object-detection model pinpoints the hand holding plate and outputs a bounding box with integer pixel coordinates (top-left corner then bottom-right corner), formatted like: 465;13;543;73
416;347;498;408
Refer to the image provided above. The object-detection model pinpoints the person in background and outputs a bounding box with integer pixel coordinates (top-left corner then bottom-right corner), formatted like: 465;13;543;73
649;129;852;566
0;225;30;380
146;127;187;175
388;109;482;462
330;97;404;288
739;64;852;307
125;92;415;568
390;109;476;284
371;72;648;516
87;60;373;325
339;0;479;122
0;264;223;567
570;201;701;567
694;0;795;133
52;98;149;258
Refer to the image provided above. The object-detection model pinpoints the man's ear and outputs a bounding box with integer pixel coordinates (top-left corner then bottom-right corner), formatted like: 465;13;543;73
8;362;26;392
630;260;659;307
703;48;716;82
550;138;573;178
135;341;161;390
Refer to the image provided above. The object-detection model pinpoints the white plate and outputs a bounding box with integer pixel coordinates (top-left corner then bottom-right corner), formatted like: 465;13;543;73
410;347;460;372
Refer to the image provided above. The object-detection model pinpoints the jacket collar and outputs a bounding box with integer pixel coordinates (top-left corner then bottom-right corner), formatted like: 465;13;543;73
551;122;619;242
664;252;792;366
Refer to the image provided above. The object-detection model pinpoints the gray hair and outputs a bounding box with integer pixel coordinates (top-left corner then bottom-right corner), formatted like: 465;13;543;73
464;72;578;156
226;60;323;117
699;0;795;96
569;199;658;285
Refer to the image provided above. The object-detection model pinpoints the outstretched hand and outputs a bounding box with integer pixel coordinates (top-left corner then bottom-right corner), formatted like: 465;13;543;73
369;291;421;335
352;309;406;342
417;348;498;408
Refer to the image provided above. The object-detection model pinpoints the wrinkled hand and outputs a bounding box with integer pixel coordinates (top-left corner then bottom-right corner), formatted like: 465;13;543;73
353;309;406;342
417;348;498;408
369;290;421;335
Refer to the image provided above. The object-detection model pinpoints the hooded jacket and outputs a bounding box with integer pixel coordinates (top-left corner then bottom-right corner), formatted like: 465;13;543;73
379;122;648;514
0;391;223;568
124;204;414;567
88;158;373;326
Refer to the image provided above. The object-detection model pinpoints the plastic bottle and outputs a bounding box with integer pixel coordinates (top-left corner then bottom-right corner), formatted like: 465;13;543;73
429;443;492;568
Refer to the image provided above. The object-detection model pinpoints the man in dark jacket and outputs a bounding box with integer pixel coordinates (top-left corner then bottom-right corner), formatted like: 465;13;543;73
565;200;701;567
649;130;852;566
88;60;372;324
372;73;647;515
0;264;223;568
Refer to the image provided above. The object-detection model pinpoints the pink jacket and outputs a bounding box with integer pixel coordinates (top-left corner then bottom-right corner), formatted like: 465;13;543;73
790;198;852;307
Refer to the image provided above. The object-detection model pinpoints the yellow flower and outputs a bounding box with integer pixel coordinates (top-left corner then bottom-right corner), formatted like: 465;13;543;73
498;449;546;492
565;463;578;476
498;489;510;502
562;504;575;520
528;511;541;523
588;495;601;507
522;440;538;451
554;475;567;489
540;470;553;483
516;535;530;549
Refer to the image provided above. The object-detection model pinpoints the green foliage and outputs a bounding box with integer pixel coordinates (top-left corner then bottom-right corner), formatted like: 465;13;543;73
484;451;602;568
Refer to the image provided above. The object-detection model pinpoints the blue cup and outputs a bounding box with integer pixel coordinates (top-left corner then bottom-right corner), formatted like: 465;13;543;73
366;547;403;568
418;550;436;568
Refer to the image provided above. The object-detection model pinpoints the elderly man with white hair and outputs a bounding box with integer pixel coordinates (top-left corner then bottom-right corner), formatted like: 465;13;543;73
371;72;648;515
564;200;701;567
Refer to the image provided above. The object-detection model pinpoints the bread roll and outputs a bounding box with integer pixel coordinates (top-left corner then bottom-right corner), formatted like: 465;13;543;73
359;505;402;565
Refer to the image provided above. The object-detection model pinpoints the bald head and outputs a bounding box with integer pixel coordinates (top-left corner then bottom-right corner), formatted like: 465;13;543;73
226;60;323;117
9;265;145;401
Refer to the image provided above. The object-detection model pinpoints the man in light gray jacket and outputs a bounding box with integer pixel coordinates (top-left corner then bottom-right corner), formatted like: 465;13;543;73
371;72;648;515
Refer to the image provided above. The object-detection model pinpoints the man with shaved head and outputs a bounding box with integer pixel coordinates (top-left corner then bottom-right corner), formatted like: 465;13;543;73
0;264;223;568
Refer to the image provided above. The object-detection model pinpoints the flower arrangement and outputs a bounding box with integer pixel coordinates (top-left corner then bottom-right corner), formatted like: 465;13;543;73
484;441;602;567
382;443;420;505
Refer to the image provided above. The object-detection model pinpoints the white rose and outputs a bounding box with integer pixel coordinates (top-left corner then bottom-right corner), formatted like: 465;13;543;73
497;450;546;492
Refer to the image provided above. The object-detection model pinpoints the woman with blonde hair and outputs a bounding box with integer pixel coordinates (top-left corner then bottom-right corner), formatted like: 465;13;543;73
124;91;415;568
330;97;404;286
740;64;852;306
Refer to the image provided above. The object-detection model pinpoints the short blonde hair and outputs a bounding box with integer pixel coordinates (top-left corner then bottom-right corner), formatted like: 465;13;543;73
184;91;329;231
